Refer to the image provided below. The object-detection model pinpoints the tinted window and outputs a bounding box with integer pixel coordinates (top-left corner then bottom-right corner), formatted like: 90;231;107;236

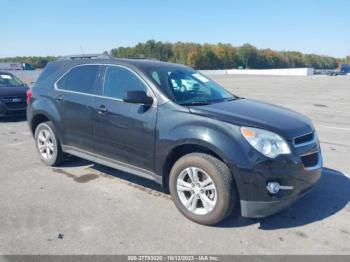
103;66;147;99
59;65;99;94
56;73;68;90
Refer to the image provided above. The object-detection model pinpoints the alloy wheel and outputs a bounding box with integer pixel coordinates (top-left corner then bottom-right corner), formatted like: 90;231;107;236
176;167;217;215
37;129;55;160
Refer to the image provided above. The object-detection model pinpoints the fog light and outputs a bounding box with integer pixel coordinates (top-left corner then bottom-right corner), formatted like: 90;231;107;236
267;182;280;194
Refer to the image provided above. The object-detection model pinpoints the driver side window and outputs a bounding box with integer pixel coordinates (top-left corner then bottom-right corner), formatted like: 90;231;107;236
103;66;148;100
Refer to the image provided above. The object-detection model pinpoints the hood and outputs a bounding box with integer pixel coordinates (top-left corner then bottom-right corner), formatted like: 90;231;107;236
0;85;29;98
189;99;313;140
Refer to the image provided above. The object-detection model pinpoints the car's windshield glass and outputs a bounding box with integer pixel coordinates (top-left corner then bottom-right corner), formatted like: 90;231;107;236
146;68;235;105
0;73;24;87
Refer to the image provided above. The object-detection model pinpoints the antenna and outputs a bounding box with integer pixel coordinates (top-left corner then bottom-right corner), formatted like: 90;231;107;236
80;45;85;55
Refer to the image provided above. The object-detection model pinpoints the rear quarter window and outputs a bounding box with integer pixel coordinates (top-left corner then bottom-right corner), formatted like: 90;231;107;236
57;65;100;95
56;73;68;90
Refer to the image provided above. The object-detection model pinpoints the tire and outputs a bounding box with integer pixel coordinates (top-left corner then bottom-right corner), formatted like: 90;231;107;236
169;153;237;225
34;121;66;166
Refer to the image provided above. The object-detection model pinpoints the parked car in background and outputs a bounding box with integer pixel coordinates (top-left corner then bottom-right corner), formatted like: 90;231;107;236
0;71;29;117
27;55;322;225
22;63;35;70
340;64;350;75
327;64;350;76
327;70;343;76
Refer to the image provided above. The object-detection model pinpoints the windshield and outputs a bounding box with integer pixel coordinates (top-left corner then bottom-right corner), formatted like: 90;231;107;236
0;73;24;87
147;68;235;105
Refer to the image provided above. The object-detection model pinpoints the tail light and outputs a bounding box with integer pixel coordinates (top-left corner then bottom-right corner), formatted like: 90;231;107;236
26;89;32;105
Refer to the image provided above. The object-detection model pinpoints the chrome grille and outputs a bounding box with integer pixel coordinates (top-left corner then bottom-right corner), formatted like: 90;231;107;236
2;96;27;110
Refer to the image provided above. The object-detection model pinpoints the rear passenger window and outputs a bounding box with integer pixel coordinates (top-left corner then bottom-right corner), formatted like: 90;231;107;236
57;65;99;94
103;66;148;99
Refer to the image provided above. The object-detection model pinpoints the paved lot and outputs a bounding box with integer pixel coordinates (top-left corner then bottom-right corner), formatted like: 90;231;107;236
0;75;349;255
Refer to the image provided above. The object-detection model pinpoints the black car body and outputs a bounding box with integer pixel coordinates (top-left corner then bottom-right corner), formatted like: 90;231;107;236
0;71;28;117
27;55;322;225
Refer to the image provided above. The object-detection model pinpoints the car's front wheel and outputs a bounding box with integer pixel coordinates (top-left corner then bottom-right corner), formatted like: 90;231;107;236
169;153;237;225
34;122;66;166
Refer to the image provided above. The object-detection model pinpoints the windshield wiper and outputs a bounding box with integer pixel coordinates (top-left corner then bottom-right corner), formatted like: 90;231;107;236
179;101;211;106
222;97;236;102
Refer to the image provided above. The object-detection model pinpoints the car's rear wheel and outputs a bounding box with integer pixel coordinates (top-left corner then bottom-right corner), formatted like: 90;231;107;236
169;153;237;225
34;122;66;166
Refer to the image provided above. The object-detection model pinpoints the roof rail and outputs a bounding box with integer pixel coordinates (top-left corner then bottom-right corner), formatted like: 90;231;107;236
112;54;159;61
57;53;112;61
128;55;159;60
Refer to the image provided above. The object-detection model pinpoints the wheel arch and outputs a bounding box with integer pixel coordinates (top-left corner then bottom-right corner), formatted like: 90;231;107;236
30;113;51;135
29;96;62;139
29;111;64;147
161;141;234;191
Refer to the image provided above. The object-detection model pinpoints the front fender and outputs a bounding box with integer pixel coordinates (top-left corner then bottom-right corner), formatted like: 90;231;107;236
155;104;252;191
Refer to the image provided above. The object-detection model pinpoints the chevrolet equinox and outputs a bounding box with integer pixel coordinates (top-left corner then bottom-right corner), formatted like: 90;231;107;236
27;54;322;225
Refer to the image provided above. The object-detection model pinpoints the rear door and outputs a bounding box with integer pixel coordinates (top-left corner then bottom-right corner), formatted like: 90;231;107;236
54;64;101;151
91;65;157;171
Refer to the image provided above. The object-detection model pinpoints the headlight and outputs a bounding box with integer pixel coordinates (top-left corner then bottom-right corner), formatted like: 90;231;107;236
240;126;291;158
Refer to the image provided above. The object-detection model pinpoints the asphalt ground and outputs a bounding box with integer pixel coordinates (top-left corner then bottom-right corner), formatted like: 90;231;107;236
0;74;349;254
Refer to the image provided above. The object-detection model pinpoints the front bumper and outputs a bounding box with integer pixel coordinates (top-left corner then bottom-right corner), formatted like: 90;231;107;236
0;102;26;117
240;185;314;218
232;150;323;218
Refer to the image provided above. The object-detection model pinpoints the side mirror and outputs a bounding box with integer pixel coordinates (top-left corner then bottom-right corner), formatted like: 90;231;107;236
123;90;154;106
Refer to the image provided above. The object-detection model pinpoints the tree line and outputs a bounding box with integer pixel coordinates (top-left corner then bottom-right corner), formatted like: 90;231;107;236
1;40;349;69
111;40;346;70
0;56;57;69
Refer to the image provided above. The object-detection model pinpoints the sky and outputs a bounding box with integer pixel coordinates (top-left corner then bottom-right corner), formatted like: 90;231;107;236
1;0;349;58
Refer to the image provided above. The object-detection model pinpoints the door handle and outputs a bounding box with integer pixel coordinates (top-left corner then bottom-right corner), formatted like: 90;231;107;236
97;105;107;114
56;95;63;102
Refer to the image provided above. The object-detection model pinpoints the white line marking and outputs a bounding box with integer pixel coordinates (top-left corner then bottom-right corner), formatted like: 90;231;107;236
316;124;350;132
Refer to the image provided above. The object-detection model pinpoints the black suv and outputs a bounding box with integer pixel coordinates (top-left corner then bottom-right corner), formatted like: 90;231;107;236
27;54;322;225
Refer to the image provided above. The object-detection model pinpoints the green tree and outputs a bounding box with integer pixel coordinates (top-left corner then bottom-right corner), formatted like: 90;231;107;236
2;40;343;70
236;44;259;69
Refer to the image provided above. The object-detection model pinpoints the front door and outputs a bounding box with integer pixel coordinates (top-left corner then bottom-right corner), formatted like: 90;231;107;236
92;65;157;171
